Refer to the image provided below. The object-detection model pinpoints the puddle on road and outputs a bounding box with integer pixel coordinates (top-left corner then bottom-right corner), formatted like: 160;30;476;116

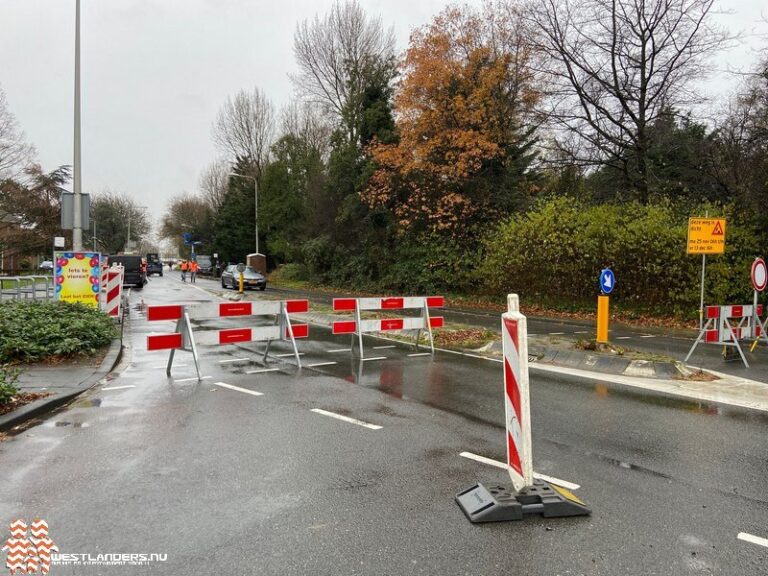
583;381;768;423
70;398;102;408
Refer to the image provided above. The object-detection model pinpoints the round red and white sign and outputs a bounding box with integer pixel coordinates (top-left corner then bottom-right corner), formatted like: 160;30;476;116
752;257;767;292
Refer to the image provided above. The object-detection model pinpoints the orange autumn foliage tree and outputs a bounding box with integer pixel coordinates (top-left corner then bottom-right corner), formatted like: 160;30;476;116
363;3;541;237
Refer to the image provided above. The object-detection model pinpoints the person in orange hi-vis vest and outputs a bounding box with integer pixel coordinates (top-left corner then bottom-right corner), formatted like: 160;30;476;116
189;260;199;284
180;260;188;282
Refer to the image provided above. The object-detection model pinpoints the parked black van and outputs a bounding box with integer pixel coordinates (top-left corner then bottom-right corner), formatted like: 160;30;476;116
107;254;147;289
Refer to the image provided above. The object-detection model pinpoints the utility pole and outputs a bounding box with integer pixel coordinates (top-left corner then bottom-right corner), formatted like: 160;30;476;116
72;0;83;251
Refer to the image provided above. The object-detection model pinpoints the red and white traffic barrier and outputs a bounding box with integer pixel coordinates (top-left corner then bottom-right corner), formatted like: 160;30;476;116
145;299;309;379
99;265;124;321
687;303;768;367
331;296;444;359
502;294;533;491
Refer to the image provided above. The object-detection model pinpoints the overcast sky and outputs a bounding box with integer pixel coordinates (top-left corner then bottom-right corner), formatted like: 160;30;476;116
0;0;766;232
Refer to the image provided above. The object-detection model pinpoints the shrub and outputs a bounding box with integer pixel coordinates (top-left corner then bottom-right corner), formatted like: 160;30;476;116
0;301;117;363
481;198;764;317
0;365;20;404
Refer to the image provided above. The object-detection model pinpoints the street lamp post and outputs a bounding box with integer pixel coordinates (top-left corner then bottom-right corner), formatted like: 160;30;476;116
72;0;83;251
229;173;259;255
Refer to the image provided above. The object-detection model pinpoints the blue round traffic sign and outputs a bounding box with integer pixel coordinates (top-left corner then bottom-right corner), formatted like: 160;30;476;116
599;268;615;295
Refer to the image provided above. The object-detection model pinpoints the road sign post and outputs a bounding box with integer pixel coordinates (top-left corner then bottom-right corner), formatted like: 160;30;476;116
750;257;767;352
597;268;615;344
687;217;726;330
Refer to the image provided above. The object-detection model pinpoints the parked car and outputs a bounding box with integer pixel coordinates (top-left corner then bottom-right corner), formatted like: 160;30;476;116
39;260;54;271
195;255;214;276
220;264;266;291
145;253;163;276
106;254;147;289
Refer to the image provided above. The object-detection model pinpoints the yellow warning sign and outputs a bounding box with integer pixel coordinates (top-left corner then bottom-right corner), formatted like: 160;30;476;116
687;218;726;254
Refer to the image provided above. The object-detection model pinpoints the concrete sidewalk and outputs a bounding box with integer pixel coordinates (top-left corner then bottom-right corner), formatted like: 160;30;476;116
0;338;123;433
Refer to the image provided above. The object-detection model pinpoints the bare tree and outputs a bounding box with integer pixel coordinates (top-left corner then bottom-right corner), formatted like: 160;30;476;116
212;87;275;175
0;85;35;177
527;0;729;202
292;0;395;143
198;158;230;212
280;100;333;159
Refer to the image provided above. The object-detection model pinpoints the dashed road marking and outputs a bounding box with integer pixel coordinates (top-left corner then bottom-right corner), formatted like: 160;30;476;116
246;368;281;375
174;376;212;382
213;382;263;396
458;451;581;490
102;385;135;391
616;336;632;340
275;352;304;358
738;533;768;548
328;348;352;353
574;331;590;334
408;352;432;357
310;408;382;430
361;356;387;362
307;362;338;368
218;358;251;363
549;332;565;335
373;345;396;349
640;335;657;338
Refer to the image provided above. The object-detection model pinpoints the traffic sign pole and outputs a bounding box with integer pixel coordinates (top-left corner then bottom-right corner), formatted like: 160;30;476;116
750;257;767;352
597;268;615;344
597;296;609;343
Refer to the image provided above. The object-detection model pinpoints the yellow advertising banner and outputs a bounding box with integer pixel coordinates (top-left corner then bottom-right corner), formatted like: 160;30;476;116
54;251;102;307
687;218;726;254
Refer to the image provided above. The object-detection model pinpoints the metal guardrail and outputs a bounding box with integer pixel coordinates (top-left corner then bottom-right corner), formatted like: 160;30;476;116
0;275;55;301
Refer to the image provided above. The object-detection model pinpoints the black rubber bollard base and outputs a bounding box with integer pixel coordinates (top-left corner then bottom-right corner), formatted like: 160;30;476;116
456;479;591;523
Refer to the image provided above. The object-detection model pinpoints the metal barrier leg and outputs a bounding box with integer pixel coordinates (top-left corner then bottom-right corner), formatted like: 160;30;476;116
355;305;365;360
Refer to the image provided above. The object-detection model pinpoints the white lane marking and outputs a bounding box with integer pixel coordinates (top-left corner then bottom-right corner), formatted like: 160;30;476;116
533;472;581;491
549;332;565;335
328;348;352;353
102;385;135;391
361;356;387;362
213;382;263;396
640;335;656;338
574;331;590;334
174;376;212;383
373;345;396;349
218;358;252;363
310;409;382;430
616;336;632;340
274;352;304;358
246;368;281;375
458;452;581;491
307;362;338;368
408;352;432;357
738;533;768;548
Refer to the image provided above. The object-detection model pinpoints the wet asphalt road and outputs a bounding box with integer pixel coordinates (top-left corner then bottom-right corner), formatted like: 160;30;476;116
260;280;768;382
0;272;767;575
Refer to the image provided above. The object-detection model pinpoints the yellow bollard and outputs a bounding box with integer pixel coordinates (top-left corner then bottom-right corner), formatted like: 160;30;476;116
597;295;609;343
239;272;244;294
